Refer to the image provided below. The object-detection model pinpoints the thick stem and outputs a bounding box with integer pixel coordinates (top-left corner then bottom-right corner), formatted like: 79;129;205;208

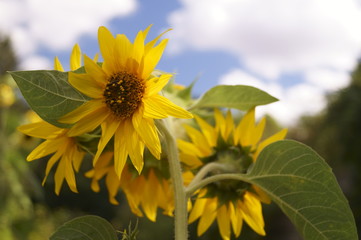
186;173;250;196
157;119;188;240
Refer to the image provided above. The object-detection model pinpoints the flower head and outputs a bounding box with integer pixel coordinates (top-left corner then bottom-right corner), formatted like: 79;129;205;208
60;26;192;177
17;44;86;195
179;108;287;239
85;151;174;221
18;120;85;195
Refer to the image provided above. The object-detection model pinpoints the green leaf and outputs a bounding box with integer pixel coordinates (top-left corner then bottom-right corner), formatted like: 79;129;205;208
10;70;89;128
176;78;197;101
50;215;117;240
248;140;357;240
189;85;278;111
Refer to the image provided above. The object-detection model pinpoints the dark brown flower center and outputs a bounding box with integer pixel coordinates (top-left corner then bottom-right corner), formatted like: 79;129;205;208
103;72;145;118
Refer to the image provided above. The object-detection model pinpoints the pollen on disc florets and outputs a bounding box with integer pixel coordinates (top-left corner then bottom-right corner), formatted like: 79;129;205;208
104;71;145;119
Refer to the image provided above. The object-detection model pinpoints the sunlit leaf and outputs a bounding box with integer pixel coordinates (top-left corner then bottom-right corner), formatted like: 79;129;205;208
50;215;117;240
10;70;89;127
248;140;357;240
189;85;278;111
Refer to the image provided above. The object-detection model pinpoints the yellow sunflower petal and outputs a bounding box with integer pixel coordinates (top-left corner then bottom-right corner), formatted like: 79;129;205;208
179;153;203;168
230;202;243;237
183;124;212;156
115;34;132;69
68;72;104;98
54;57;64;71
18;121;63;139
217;204;231;240
123;177;144;217
63;152;78;193
93;115;120;164
240;192;266;236
83;54;107;87
124;120;144;174
70;44;81;71
145;74;172;96
105;169;120;205
72;149;85;172
98;26;117;74
42;150;63;186
254;128;288;160
142;38;168;80
54;158;66;195
252;185;272;204
27;138;64;161
93;53;99;62
195;115;217;147
141;24;152;41
147;95;193;119
144;28;171;54
59;100;104;124
197;198;218;236
143;97;169;119
214;108;227;140
114;124;129;177
134;117;161;159
142;170;159;222
130;29;145;74
177;139;204;158
67;107;110;136
225;110;234;141
189;196;208;223
236;108;256;146
249;117;266;149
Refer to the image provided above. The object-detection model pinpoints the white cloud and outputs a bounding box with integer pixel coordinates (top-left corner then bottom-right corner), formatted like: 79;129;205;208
305;68;350;91
168;0;361;79
21;55;52;70
0;0;137;69
219;69;326;125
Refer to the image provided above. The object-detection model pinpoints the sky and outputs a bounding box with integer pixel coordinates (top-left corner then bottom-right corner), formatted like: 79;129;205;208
1;0;361;126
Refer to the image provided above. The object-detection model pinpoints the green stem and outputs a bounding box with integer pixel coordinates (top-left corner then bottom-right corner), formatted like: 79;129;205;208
186;173;250;196
185;162;229;197
157;119;188;240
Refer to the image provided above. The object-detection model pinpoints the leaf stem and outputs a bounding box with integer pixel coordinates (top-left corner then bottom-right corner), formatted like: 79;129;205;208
157;119;188;240
185;162;230;197
186;173;250;196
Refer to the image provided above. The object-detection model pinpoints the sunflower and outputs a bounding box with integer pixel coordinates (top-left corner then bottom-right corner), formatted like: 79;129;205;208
17;45;86;194
59;26;192;177
178;108;287;239
85;151;174;221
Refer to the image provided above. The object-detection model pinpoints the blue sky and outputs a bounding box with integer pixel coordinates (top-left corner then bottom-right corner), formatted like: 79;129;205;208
1;0;361;125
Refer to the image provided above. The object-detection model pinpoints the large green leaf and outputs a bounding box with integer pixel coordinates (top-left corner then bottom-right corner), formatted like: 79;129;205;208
248;140;357;240
50;215;117;240
10;70;89;127
189;85;278;111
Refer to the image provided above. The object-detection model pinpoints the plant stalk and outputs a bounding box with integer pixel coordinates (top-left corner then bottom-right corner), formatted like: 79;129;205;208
157;119;188;240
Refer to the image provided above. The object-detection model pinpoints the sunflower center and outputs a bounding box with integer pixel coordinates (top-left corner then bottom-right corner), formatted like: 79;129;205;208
104;72;145;118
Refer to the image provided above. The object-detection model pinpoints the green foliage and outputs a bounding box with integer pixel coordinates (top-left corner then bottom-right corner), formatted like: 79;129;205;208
290;62;361;230
10;70;89;127
189;85;278;111
248;140;357;240
50;215;118;240
119;221;139;240
0;35;17;75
